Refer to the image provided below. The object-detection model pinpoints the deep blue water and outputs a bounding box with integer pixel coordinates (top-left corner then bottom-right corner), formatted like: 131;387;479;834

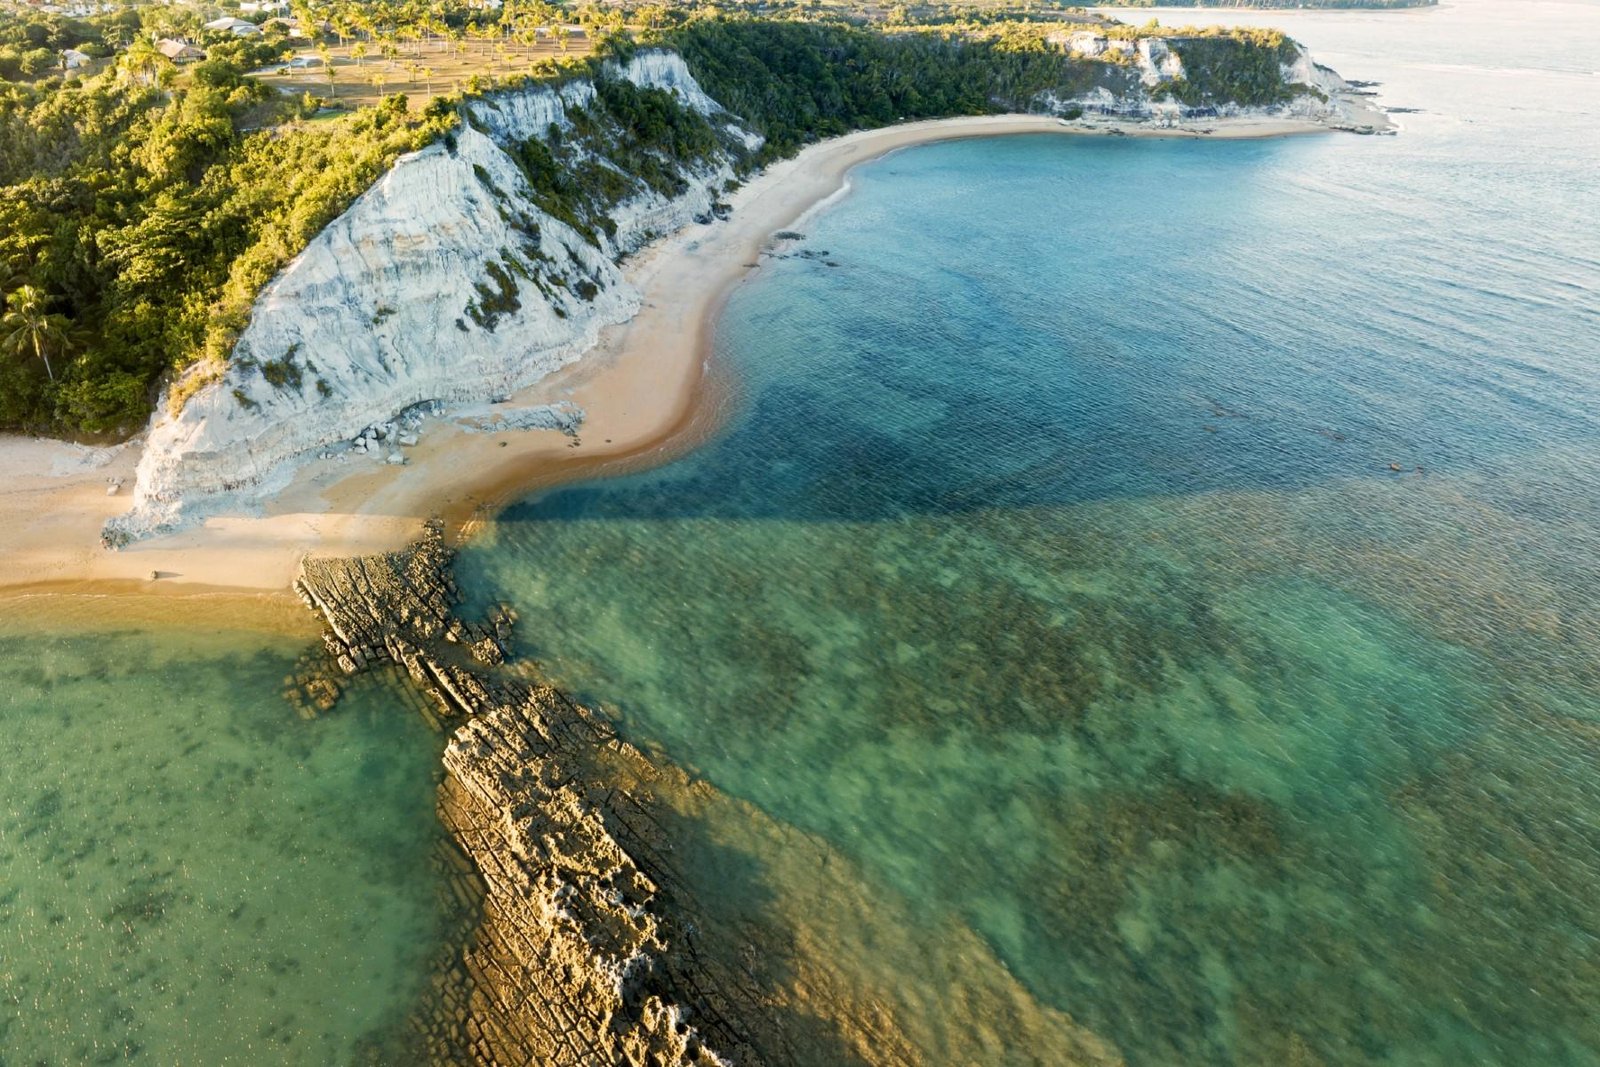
458;2;1600;1063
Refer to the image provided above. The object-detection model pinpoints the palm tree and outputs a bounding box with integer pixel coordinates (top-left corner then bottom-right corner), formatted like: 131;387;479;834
120;36;166;87
329;9;353;47
430;15;450;53
2;286;70;382
445;21;464;56
469;21;496;55
317;41;335;91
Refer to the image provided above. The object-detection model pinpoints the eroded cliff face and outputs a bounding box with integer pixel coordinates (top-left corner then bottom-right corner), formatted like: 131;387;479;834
109;52;753;540
107;42;1373;540
1041;38;1381;130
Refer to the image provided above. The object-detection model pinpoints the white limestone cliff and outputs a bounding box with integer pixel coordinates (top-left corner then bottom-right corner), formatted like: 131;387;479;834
109;51;749;540
106;42;1381;541
1136;38;1185;87
1038;41;1389;133
1265;44;1393;128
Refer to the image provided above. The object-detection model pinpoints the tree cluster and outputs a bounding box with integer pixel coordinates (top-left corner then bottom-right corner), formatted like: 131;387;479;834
0;47;454;434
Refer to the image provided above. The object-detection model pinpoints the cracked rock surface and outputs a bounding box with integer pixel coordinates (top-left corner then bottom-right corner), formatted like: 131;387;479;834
293;524;1124;1067
295;523;740;1065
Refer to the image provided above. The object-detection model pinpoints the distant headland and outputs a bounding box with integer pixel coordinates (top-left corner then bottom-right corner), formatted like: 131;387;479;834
1104;0;1433;9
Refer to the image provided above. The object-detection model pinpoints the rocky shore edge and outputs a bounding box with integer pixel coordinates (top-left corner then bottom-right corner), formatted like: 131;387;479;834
283;532;1129;1065
290;523;754;1064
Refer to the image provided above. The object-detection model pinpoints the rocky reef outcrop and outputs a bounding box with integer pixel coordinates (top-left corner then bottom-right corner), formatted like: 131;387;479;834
290;528;1129;1065
294;526;744;1064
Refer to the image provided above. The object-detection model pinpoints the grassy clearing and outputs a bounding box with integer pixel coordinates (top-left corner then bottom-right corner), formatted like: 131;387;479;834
255;37;595;110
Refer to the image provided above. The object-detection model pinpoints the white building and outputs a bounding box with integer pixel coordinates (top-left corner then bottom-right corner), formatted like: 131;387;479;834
203;16;263;36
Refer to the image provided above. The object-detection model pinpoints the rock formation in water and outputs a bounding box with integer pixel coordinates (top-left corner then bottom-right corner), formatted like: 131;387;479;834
296;527;743;1064
291;528;1131;1066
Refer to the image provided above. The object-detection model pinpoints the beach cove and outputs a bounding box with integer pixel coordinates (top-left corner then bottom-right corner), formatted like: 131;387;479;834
0;109;1367;611
0;103;1402;1064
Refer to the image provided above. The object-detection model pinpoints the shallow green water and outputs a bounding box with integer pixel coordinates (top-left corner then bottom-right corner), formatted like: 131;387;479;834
0;624;448;1064
463;481;1600;1065
456;3;1600;1061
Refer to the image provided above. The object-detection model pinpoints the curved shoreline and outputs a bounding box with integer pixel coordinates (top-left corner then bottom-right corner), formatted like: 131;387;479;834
0;111;1343;621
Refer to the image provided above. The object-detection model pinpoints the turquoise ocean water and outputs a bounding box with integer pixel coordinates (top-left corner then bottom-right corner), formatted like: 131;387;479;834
5;0;1599;1062
456;2;1600;1063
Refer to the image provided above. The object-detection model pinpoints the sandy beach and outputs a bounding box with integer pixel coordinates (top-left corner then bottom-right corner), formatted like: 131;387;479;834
0;110;1348;612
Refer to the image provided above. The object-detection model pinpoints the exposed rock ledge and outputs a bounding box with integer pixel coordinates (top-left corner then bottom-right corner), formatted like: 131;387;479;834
295;526;748;1064
289;528;1126;1066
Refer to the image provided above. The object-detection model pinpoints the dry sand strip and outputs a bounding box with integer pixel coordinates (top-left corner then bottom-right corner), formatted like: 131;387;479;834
0;111;1343;612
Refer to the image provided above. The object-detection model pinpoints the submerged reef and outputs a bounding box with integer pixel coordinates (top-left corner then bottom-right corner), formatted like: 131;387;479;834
290;526;1123;1065
295;526;734;1064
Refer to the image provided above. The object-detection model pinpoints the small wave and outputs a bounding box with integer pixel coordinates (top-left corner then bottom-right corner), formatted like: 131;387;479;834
1410;61;1596;79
